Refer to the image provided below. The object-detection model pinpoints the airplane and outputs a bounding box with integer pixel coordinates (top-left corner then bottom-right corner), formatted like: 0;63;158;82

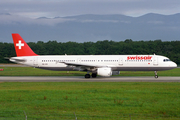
9;33;177;78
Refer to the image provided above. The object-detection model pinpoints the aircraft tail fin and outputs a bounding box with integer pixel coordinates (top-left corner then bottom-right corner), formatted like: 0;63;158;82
12;33;38;57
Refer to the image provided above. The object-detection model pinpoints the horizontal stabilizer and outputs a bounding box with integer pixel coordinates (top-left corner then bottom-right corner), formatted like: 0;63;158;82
10;57;26;62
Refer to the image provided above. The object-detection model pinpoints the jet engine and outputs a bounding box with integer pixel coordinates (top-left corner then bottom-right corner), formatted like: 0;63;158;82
97;68;112;76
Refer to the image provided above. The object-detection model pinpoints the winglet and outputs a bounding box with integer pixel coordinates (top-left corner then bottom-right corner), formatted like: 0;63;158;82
12;33;38;57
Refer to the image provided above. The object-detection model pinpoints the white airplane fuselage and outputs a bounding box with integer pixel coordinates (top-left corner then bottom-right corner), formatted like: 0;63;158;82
10;55;177;71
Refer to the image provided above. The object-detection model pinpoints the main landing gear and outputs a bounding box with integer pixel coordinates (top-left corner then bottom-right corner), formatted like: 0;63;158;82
92;73;97;78
154;71;158;78
84;73;97;78
85;74;91;78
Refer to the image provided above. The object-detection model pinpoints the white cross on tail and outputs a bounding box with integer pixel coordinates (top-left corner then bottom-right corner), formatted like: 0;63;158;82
16;40;24;49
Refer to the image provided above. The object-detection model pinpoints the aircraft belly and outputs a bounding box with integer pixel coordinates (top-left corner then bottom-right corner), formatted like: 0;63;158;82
113;66;175;71
38;66;175;71
38;67;75;71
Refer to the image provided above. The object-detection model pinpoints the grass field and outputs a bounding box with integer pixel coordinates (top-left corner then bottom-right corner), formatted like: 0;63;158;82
0;66;180;76
0;66;179;119
0;82;179;119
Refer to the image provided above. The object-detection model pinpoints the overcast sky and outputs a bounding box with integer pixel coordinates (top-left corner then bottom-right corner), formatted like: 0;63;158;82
1;0;180;18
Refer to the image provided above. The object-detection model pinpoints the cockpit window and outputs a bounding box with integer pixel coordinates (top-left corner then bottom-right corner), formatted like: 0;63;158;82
163;59;171;62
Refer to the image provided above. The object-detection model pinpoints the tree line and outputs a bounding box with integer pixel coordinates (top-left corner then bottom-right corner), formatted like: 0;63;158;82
0;39;180;64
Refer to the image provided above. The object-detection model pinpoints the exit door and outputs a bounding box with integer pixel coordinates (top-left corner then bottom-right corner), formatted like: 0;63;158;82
119;58;123;65
153;57;158;65
77;58;81;63
33;57;38;67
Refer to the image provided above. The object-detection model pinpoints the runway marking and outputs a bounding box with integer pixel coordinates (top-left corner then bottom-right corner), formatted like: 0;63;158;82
0;76;180;82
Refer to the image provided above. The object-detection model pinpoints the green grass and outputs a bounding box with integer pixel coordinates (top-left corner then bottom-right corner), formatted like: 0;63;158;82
0;82;179;119
0;66;180;76
0;67;85;76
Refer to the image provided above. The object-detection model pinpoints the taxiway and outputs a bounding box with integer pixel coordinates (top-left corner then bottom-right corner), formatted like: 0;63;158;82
0;76;179;82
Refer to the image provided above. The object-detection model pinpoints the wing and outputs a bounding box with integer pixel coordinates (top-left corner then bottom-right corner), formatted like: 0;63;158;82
59;62;107;71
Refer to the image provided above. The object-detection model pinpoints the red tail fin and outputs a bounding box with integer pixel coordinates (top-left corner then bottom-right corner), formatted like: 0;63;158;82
12;33;38;57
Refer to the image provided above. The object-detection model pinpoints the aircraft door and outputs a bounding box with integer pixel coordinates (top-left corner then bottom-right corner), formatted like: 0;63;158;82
153;56;158;65
119;58;123;65
33;57;38;67
77;58;81;63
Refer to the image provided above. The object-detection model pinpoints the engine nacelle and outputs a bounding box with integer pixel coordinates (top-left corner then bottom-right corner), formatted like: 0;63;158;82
112;71;120;75
97;68;112;76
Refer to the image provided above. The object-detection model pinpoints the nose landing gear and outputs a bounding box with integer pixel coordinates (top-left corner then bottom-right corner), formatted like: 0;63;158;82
154;71;158;78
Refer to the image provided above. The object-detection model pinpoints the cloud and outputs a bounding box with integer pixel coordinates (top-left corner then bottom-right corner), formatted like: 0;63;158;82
0;14;33;24
0;13;77;26
147;21;164;25
0;13;128;26
1;0;180;19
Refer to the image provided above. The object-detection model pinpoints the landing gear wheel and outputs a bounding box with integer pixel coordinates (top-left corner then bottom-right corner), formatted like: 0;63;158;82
154;71;158;79
155;75;158;78
85;74;91;78
92;73;97;78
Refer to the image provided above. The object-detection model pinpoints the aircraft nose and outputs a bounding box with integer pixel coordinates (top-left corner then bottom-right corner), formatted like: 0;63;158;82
171;62;177;68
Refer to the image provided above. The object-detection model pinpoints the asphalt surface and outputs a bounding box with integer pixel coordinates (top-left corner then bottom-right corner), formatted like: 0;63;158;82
0;76;179;82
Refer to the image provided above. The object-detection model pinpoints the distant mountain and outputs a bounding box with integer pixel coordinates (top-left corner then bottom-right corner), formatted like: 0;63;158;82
0;13;180;43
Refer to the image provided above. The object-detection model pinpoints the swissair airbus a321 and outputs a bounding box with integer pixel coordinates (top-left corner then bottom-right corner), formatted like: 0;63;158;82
9;33;177;78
